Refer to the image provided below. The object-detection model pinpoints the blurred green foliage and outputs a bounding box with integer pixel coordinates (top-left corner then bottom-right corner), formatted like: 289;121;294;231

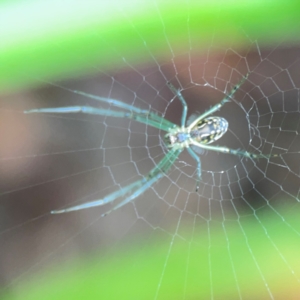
1;0;300;92
3;209;300;299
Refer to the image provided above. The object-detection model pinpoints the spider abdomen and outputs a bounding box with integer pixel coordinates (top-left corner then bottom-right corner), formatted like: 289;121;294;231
190;117;228;144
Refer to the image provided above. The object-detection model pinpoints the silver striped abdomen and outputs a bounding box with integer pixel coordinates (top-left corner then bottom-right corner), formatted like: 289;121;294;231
190;117;228;144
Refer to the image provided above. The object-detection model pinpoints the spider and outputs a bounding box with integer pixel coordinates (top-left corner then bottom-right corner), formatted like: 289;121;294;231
24;73;277;216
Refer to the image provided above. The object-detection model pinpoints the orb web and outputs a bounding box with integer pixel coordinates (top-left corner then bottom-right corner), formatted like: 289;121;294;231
1;6;300;299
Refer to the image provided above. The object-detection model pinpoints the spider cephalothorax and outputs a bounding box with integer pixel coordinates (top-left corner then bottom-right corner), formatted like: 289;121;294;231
24;73;276;216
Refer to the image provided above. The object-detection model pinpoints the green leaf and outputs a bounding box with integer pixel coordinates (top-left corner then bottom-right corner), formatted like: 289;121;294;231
1;0;300;92
2;209;299;299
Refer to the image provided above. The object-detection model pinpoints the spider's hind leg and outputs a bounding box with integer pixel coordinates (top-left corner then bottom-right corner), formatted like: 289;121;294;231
190;142;278;160
187;73;249;130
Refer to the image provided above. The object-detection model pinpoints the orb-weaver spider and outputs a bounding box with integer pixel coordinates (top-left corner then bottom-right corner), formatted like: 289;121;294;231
25;73;277;216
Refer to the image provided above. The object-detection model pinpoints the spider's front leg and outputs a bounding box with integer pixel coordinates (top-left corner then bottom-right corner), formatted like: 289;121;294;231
24;105;176;132
51;148;182;216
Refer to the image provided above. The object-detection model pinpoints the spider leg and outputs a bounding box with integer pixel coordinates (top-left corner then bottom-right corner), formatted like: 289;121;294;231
102;148;182;216
100;173;163;217
60;90;168;121
24;106;175;132
51;148;182;215
186;147;201;192
167;82;188;128
72;91;177;129
190;141;278;159
51;181;143;214
187;73;249;130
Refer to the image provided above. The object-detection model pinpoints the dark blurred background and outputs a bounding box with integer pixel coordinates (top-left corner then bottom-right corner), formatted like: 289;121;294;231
0;44;300;298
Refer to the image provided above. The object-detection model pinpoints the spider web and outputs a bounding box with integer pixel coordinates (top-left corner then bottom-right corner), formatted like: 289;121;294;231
1;4;300;300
